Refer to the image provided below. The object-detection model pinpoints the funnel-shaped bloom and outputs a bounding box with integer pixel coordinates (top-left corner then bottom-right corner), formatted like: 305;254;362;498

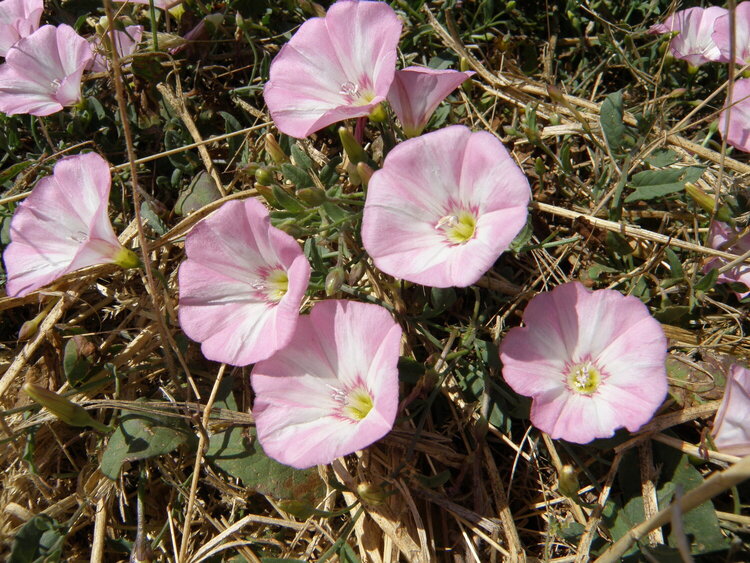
500;282;668;444
3;153;137;298
0;0;43;56
362;125;530;288
178;198;311;366
0;25;93;116
264;0;402;138
712;2;750;64
650;7;726;66
387;66;474;137
251;300;401;469
719;78;750;153
712;364;750;456
704;221;750;298
88;25;143;72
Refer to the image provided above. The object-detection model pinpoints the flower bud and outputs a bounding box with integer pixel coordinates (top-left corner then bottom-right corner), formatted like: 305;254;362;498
357;482;386;505
18;310;46;341
113;247;141;270
255;167;274;186
356;162;374;187
685;183;734;225
348;261;366;285
338;126;367;164
325;267;345;296
254;183;279;207
557;464;580;499
297;187;326;206
23;383;110;432
368;102;387;123
265;133;289;164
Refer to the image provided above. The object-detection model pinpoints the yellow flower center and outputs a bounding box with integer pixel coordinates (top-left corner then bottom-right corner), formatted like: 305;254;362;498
566;361;602;395
265;269;289;302
342;387;374;421
436;211;477;244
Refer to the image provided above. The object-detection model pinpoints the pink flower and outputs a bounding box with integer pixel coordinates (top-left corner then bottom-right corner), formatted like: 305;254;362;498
3;153;138;298
704;221;750;298
263;0;402;138
712;364;750;456
650;7;726;67
499;282;668;444
0;0;43;56
88;25;143;72
387;66;474;137
718;78;750;153
251;300;401;469
178;198;311;366
712;2;750;64
361;125;530;288
0;24;93;116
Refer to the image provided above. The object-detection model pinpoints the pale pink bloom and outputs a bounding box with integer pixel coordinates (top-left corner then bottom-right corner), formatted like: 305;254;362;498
718;78;750;153
3;153;137;298
178;198;311;366
712;364;750;456
0;25;93;116
704;221;750;298
362;125;530;288
712;2;750;64
251;300;401;469
263;0;402;138
0;0;43;56
387;66;474;137
88;25;143;72
650;6;726;66
500;282;668;444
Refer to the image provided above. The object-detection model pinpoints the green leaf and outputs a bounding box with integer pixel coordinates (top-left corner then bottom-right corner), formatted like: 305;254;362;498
664;248;683;279
600;91;626;154
139;202;168;236
694;267;719;292
100;405;194;479
63;336;93;387
290;143;313;170
175;171;222;216
644;149;679;167
509;217;534;253
0;160;33;186
625;167;704;203
280;163;312;189
271;185;305;213
9;514;65;563
206;426;324;502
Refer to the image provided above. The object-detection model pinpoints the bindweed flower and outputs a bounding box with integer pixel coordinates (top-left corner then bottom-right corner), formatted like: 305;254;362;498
263;0;401;138
499;282;668;444
387;66;474;137
712;2;750;64
3;153;139;298
362;125;530;288
711;364;750;456
251;300;401;469
718;78;750;153
178;198;311;366
650;7;726;67
0;0;43;56
704;221;750;299
0;24;93;116
88;25;143;72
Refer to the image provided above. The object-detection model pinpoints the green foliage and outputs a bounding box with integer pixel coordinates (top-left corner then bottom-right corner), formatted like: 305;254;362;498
9;514;65;563
100;405;195;480
625;167;704;203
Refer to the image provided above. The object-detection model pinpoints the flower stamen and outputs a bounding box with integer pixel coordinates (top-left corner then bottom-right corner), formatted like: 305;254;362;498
436;210;477;244
565;360;602;395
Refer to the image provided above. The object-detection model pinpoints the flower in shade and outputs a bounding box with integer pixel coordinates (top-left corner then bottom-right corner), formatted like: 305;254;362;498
387;66;474;137
3;153;139;298
0;24;93;116
88;25;143;72
649;6;726;67
178;198;311;366
263;0;402;138
362;125;530;288
718;78;750;153
711;364;750;456
499;282;668;443
704;221;750;298
712;2;750;64
0;0;43;57
251;300;401;469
